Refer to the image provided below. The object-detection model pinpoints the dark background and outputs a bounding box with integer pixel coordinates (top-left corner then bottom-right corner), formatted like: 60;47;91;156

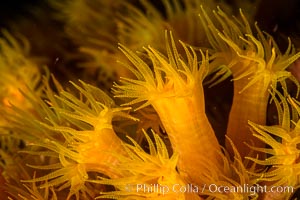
0;0;299;48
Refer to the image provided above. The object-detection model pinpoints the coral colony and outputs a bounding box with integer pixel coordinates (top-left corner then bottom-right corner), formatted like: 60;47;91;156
1;0;300;200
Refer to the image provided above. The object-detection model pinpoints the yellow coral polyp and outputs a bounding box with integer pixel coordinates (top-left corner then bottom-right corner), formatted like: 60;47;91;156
114;32;224;186
199;7;300;159
51;82;135;170
247;92;300;199
24;161;90;198
0;30;42;111
94;130;201;200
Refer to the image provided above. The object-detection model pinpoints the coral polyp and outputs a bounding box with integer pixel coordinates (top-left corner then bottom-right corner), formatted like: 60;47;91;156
114;32;224;186
1;0;300;200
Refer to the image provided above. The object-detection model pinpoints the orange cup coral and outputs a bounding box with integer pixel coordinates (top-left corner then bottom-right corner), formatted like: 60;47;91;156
1;1;300;200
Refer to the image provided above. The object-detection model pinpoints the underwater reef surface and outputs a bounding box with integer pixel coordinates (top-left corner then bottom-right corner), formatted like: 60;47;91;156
1;0;300;199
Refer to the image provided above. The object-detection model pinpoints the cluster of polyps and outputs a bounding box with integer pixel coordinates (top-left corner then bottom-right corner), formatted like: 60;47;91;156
0;1;300;200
